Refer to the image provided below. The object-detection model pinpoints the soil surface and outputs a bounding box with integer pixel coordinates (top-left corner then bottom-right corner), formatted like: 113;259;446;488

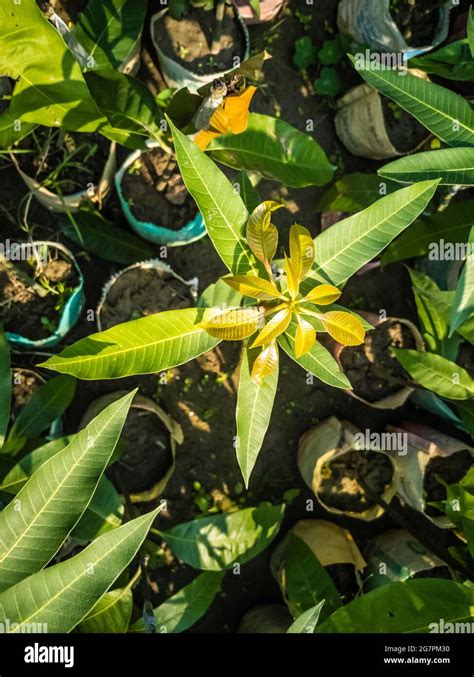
339;320;417;403
389;0;445;47
412;565;451;579
325;563;360;603
18;128;108;197
424;450;473;516
108;407;173;494
382;98;429;153
154;4;245;75
318;450;394;513
11;369;44;417
0;254;78;340
99;266;195;330
121;148;198;230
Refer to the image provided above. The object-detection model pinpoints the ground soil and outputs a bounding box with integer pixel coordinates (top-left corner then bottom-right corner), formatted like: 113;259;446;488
424;450;473;516
121;148;198;230
0;255;77;340
18;128;108;197
412;565;451;579
11;369;44;417
99;266;195;330
2;0;472;633
389;0;445;47
154;4;245;75
339;320;417;403
318;450;394;513
381;98;429;154
108;407;173;494
325;563;360;603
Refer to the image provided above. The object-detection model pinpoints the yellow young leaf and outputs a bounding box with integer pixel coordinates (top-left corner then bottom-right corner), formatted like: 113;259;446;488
289;224;315;282
251;307;292;348
251;341;279;383
224;275;283;301
194;86;257;151
201;307;262;340
303;283;342;306
284;254;299;299
321;311;365;346
247;201;283;272
295;316;316;358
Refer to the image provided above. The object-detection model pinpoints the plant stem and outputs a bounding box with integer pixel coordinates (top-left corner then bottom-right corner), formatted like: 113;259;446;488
211;0;226;56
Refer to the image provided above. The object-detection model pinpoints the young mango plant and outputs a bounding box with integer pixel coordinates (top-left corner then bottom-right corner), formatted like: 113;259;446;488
0;391;162;633
39;119;440;485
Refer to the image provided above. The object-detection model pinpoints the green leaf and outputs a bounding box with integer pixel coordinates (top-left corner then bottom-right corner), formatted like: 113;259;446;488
316;173;397;213
6;375;76;455
0;436;122;540
130;572;224;633
0;392;134;592
382;200;474;265
408;268;459;359
450;247;474;336
392;349;474;400
236;347;279;488
0;328;11;448
161;503;285;571
293;36;318;71
305;180;439;288
208;114;335;188
58;209;154;264
84;70;163;144
169;117;260;276
73;0;147;71
287;601;325;634
456;401;474;439
0;0;103;134
275;533;341;620
278;320;350;389
469;7;474;59
314;67;342;97
198;279;243;309
379;147;474;186
39;308;220;380
233;171;261;214
78;582;134;633
352;57;474;147
316;580;474;633
409;40;474;81
0;506;160;633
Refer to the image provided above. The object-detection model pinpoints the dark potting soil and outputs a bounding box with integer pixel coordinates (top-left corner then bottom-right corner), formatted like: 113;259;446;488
153;5;245;75
108;407;172;494
340;320;417;403
0;256;78;340
11;370;44;417
412;565;451;579
381;98;428;153
121;148;198;230
325;563;360;603
17;127;108;196
100;266;195;330
389;0;445;47
319;449;394;513
457;342;474;378
424;449;473;516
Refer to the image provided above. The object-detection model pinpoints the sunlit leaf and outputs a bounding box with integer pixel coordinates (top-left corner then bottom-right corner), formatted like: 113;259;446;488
252;308;292;348
295;316;316;358
223;275;282;301
247;201;282;274
303;284;341;306
320;311;365;346
251;341;279;383
201;307;262;341
289;224;315;282
284;254;300;299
